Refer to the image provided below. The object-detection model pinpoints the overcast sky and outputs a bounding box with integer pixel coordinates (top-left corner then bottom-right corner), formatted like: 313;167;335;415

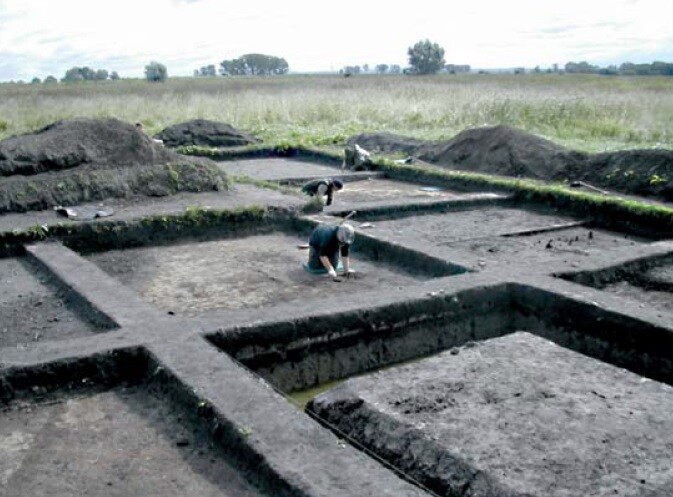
1;0;672;81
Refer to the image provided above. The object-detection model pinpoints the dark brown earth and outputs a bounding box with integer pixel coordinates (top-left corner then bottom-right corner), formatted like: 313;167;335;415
0;118;175;176
309;332;673;497
0;257;102;349
348;125;673;200
155;119;261;148
0;385;266;497
0;118;229;213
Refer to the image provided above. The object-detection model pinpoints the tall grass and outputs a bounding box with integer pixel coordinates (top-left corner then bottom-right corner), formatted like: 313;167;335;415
1;74;672;152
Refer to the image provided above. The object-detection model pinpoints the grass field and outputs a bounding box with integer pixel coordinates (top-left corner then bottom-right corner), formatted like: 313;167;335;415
1;73;672;153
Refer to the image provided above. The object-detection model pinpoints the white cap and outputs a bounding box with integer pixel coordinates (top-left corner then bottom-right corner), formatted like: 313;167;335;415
337;224;355;244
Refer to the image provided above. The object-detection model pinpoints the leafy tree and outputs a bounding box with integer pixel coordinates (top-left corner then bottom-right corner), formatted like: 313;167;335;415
110;71;120;80
389;64;402;74
31;77;41;84
407;39;445;75
145;61;168;82
95;69;108;80
44;75;57;84
219;54;289;76
342;65;361;75
375;64;389;74
564;61;599;74
62;67;84;82
197;64;217;77
363;64;369;73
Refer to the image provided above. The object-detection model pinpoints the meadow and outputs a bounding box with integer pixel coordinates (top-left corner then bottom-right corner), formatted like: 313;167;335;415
1;73;672;153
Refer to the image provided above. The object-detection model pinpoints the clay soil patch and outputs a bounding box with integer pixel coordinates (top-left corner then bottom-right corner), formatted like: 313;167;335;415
86;233;426;316
0;257;102;349
0;385;264;497
309;331;673;497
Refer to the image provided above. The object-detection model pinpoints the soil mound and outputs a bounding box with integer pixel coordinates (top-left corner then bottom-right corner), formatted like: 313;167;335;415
582;149;673;200
347;126;673;200
416;125;588;180
0;118;174;176
155;119;261;148
346;133;428;156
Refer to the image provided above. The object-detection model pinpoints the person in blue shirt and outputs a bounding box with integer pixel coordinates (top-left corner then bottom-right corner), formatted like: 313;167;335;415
306;223;355;280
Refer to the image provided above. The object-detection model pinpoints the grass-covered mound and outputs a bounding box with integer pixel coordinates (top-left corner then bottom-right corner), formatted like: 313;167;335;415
0;118;228;213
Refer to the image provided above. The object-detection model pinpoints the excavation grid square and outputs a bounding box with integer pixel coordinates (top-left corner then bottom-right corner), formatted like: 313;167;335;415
0;257;102;348
216;158;351;180
0;386;264;497
87;233;427;315
310;332;673;497
333;178;478;204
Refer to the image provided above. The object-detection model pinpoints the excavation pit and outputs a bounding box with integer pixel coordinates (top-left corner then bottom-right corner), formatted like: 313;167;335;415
324;178;499;211
0;349;269;497
346;206;651;270
209;283;673;495
211;282;673;398
216;158;355;181
309;332;673;497
85;230;456;316
0;256;113;349
559;253;673;313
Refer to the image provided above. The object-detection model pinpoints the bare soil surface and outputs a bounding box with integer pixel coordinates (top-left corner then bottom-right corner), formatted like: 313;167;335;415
0;257;101;349
0;118;174;176
215;158;356;181
86;233;426;315
310;331;673;497
0;385;265;497
334;178;477;204
603;281;673;314
447;226;646;270
355;207;581;245
352;208;648;271
156;120;260;148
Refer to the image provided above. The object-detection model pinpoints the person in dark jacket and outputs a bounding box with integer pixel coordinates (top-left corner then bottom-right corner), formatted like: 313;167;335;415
306;223;355;279
301;178;344;206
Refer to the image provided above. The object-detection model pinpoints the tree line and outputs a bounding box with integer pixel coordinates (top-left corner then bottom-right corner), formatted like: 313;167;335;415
564;60;673;76
19;41;673;84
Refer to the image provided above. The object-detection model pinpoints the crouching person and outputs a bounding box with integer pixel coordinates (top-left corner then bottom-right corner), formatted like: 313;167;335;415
301;178;344;206
305;223;355;280
342;143;372;170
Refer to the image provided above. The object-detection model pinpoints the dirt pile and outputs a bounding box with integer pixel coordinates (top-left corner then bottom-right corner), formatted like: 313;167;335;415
348;125;673;200
0;118;175;176
155;120;261;148
582;149;673;199
0;118;230;213
346;133;428;156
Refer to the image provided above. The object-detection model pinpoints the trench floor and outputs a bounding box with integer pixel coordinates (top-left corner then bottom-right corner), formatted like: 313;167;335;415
0;385;265;497
216;158;353;181
86;233;427;316
0;257;101;349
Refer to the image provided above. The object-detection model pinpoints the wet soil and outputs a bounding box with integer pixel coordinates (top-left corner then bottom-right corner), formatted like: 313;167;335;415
310;331;673;497
0;385;265;497
0;257;101;349
86;233;426;316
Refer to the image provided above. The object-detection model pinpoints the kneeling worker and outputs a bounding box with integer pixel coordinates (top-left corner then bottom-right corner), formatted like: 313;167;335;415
301;178;344;206
306;223;355;280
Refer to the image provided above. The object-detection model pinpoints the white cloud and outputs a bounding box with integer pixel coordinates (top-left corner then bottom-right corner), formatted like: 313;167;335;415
0;0;672;80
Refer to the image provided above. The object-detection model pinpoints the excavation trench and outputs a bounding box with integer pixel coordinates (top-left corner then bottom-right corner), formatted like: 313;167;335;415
209;283;673;497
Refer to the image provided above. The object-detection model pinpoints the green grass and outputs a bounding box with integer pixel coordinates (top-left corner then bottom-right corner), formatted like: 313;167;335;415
2;74;672;153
